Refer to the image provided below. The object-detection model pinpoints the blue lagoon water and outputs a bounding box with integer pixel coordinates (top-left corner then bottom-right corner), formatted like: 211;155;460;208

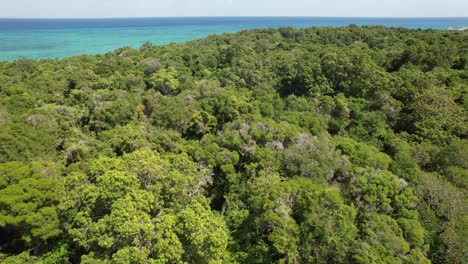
0;17;467;61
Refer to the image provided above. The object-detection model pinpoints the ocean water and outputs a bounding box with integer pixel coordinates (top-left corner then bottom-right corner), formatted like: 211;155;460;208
0;17;467;61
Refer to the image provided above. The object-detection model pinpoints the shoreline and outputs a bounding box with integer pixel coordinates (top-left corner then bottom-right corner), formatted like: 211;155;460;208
1;21;468;62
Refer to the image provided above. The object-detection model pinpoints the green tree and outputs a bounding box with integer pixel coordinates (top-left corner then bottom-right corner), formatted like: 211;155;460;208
0;162;63;256
148;67;180;95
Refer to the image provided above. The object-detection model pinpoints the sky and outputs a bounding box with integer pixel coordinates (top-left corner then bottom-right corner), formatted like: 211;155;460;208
0;0;467;18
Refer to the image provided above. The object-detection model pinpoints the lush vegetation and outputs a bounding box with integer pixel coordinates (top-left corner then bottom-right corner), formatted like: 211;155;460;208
0;26;467;263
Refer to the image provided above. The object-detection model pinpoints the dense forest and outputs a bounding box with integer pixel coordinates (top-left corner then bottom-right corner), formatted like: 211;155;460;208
0;25;467;263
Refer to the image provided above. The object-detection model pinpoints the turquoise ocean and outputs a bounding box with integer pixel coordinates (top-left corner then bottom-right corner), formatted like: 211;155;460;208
0;17;467;61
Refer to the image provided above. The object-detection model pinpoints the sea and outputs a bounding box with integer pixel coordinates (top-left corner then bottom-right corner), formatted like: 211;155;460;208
0;17;467;61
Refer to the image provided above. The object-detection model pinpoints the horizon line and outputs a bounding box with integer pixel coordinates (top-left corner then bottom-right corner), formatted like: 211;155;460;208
1;15;468;20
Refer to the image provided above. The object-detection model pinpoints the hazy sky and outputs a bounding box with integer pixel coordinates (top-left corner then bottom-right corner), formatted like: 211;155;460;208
1;0;467;18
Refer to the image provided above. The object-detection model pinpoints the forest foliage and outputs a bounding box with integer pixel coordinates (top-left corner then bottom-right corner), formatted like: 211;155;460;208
0;26;467;263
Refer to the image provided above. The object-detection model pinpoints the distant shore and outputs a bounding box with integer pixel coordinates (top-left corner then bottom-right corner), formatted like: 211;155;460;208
448;26;468;30
1;17;468;61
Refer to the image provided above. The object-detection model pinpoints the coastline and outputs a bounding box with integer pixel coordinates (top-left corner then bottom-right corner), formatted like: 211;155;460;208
0;17;467;61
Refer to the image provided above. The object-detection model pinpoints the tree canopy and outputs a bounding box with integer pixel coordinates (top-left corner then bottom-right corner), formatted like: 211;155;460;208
0;26;467;263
